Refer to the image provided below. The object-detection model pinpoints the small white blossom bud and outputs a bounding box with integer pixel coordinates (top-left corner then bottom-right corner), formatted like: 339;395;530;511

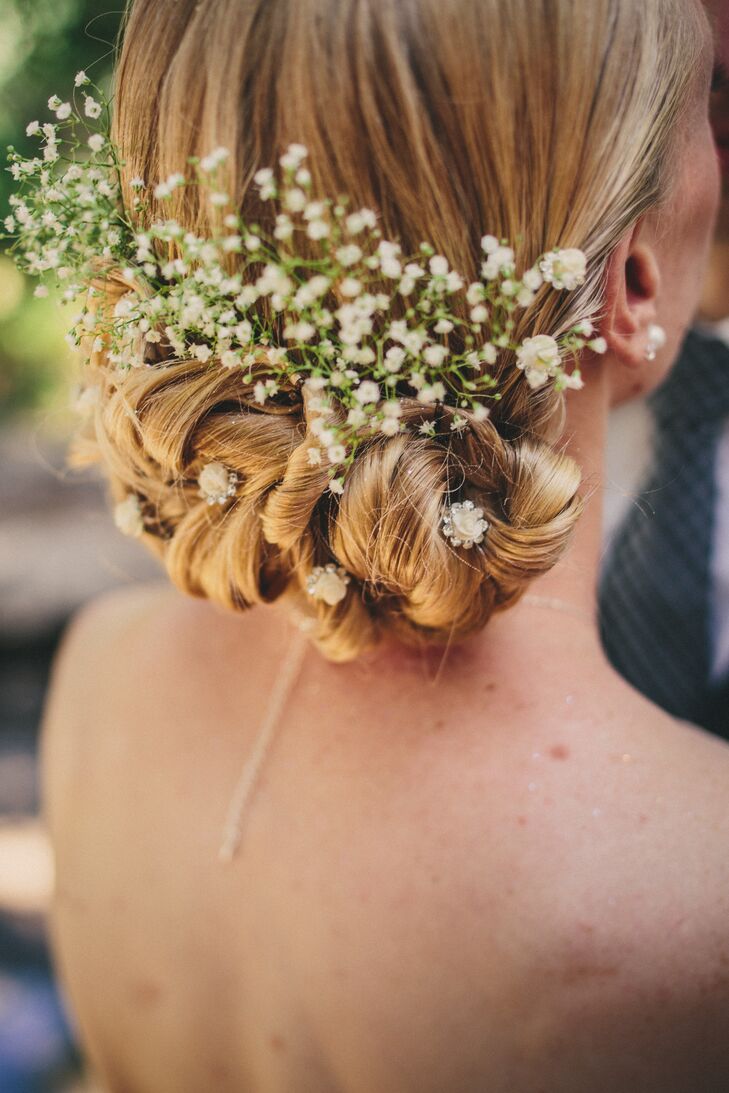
522;268;543;291
423;344;449;368
284;187;307;212
198;462;238;505
340;277;362;298
336;244;362;267
354;380;380;405
384;347;406;372
191;343;213;362
429;255;449;276
539;248;587;291
114;494;144;538
84;95;102;119
327;444;347;464
307;219;330;240
417;381;447;404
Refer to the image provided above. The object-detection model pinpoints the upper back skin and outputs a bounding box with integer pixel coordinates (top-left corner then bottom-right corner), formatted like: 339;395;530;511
41;582;729;1093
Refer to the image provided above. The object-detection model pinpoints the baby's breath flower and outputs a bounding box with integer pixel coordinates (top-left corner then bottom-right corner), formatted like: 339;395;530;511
523;267;544;291
114;494;144;538
336;244;362;267
515;334;562;389
540;248;587;291
306;219;330;240
284;187;307;213
354;380;380;405
74;70;89;87
198;461;238;505
417;381;447;404
2;78;601;503
423;344;449;368
429;255;449;276
84;95;102;119
346;208;377;235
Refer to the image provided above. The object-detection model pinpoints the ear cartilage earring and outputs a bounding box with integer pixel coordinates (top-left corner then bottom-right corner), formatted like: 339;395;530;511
644;323;667;362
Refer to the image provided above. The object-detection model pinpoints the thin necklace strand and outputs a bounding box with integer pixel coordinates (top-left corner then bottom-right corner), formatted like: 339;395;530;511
219;630;308;864
521;593;596;625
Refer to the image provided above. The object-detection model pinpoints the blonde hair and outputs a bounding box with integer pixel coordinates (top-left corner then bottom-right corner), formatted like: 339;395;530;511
73;0;707;661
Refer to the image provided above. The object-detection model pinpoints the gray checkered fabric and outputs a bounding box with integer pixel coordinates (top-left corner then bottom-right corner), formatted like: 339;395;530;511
598;329;729;726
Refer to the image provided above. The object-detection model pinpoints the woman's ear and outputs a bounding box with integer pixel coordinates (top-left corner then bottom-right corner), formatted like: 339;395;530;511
602;221;661;369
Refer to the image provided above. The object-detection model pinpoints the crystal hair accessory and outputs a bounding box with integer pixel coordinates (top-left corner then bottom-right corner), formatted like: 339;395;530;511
197;461;238;505
645;323;667;362
442;500;490;549
306;564;351;606
1;74;608;497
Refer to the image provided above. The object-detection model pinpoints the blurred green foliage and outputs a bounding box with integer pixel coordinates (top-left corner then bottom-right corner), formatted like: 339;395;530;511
0;0;124;423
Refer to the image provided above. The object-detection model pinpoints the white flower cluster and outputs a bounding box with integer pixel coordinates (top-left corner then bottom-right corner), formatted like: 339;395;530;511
1;75;607;493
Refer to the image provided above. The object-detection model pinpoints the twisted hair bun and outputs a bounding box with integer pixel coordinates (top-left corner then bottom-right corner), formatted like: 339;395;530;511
72;278;583;662
76;0;706;660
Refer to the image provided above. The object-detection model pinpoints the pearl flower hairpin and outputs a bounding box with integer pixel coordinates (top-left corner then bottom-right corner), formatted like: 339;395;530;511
198;461;239;505
306;564;351;605
442;499;490;549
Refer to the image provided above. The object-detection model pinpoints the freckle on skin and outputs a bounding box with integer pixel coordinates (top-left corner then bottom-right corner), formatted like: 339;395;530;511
270;1034;286;1053
516;815;527;826
549;743;570;761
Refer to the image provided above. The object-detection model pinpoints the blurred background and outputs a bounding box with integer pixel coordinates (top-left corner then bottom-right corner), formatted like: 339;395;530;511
0;3;158;1089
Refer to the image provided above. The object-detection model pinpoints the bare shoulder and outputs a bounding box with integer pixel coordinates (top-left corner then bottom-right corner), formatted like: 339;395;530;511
39;583;275;836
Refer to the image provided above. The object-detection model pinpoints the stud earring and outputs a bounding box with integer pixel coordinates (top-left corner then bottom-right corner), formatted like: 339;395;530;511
644;323;667;362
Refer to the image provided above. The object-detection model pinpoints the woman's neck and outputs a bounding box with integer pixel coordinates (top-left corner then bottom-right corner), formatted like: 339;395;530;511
469;360;613;669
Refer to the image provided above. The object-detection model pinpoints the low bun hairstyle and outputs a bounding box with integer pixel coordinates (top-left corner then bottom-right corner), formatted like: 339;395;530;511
72;0;707;661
